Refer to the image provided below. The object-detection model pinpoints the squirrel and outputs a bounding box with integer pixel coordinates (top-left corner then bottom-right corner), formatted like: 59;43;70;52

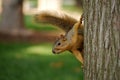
52;16;84;64
34;10;84;64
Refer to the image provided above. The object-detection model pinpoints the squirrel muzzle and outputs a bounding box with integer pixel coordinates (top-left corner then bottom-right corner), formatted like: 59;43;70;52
52;49;56;54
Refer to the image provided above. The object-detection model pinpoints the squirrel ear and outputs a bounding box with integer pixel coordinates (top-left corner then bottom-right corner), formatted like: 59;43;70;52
60;34;67;41
63;37;67;41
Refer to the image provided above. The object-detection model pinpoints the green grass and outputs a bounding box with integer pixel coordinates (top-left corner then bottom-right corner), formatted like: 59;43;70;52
24;15;59;32
0;43;83;80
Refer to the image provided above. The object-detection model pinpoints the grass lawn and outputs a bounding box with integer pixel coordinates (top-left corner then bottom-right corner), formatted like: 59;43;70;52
0;43;83;80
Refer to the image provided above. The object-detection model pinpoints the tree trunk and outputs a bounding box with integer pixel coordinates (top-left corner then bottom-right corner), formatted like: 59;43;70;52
0;0;24;34
83;0;120;80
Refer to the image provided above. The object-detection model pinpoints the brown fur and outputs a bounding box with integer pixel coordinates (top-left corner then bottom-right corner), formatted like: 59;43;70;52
34;10;78;32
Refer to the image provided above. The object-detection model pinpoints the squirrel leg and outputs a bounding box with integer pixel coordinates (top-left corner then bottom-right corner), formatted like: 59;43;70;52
72;50;84;64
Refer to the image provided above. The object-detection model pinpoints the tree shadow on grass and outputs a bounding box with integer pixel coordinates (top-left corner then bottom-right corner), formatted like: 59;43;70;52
0;43;83;80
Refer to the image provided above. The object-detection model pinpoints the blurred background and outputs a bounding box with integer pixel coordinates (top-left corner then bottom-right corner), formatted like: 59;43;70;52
0;0;83;80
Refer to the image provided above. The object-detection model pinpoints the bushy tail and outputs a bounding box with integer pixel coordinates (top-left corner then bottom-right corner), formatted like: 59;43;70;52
34;10;78;32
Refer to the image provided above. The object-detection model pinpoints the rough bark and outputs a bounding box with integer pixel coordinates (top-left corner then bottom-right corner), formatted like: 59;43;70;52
83;0;120;80
0;0;24;34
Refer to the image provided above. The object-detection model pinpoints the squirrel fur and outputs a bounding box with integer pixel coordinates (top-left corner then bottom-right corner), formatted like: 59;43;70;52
34;10;78;32
34;11;84;64
52;16;84;64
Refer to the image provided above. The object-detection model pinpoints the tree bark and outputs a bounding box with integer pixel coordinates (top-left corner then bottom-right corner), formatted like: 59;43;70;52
83;0;120;80
0;0;24;34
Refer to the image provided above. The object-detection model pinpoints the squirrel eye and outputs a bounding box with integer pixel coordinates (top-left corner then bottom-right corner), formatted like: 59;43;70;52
58;42;61;46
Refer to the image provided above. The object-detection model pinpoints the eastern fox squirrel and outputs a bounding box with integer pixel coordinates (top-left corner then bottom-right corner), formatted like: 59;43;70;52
34;11;84;64
52;17;84;64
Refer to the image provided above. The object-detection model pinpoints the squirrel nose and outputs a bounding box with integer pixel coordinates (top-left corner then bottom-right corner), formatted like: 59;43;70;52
52;50;56;54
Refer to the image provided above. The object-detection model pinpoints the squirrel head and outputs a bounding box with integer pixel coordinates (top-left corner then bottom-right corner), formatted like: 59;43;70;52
52;34;69;54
